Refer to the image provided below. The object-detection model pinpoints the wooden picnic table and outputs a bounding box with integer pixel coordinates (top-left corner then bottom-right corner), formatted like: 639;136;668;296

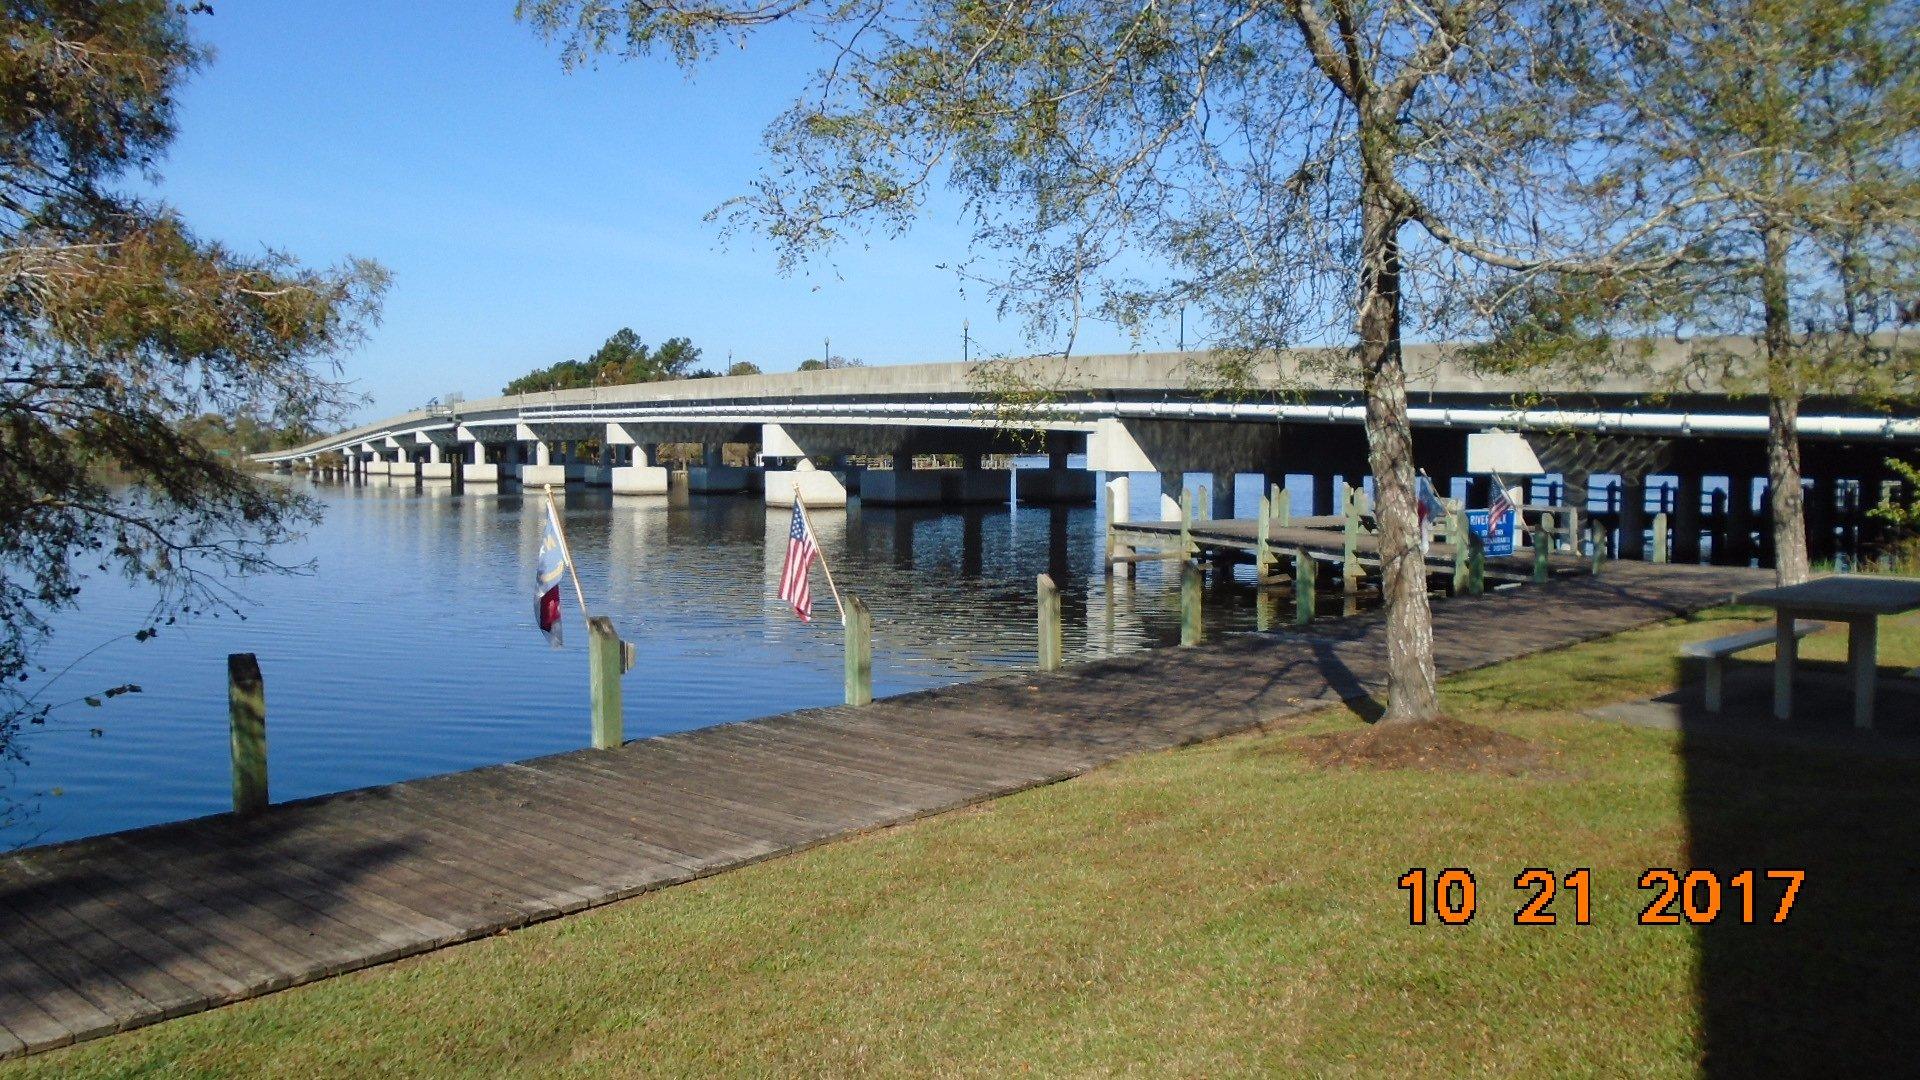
1739;575;1920;729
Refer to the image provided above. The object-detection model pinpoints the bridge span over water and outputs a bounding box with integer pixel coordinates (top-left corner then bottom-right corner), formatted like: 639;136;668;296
259;344;1915;565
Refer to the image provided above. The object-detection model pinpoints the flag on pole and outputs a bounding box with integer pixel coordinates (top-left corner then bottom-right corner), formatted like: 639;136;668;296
1488;475;1516;536
536;495;568;646
1416;474;1448;553
778;496;819;621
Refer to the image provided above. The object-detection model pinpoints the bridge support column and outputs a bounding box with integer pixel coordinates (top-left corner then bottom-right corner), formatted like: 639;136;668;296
1619;476;1647;560
612;439;669;496
421;441;453;481
1018;435;1095;505
687;443;751;494
1673;471;1703;563
1807;474;1837;565
1727;476;1756;566
521;437;566;488
946;452;1010;505
461;441;499;485
763;458;846;507
1210;472;1236;520
1307;470;1334;516
864;450;944;505
1158;470;1184;521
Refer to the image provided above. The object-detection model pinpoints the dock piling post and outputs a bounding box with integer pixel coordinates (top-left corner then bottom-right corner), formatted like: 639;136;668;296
1179;487;1196;555
1589;521;1607;574
1651;511;1670;563
228;653;267;815
1533;512;1554;584
1256;493;1274;581
1451;506;1471;594
1036;573;1062;672
1104;491;1117;575
1275;486;1291;527
1342;484;1362;593
1468;532;1486;595
1180;560;1203;646
588;616;623;749
1294;547;1316;625
844;595;873;705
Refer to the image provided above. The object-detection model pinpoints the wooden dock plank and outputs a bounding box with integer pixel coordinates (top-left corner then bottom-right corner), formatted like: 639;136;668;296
0;562;1766;1060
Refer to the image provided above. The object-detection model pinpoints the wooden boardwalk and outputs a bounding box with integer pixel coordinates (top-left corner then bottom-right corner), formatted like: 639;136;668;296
0;562;1764;1059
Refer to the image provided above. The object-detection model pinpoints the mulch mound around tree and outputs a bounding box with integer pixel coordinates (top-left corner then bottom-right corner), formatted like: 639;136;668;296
1288;716;1552;776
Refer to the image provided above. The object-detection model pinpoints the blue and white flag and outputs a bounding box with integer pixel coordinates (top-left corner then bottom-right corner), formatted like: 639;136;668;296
536;494;568;647
1416;474;1448;553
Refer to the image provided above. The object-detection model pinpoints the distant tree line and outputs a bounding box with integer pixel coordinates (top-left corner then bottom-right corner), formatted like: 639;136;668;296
503;329;769;392
175;414;320;460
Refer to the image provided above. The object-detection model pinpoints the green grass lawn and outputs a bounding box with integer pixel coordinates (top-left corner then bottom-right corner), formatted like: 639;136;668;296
10;606;1919;1077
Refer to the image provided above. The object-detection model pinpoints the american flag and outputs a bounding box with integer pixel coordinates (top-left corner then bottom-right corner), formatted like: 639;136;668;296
778;497;818;621
1488;479;1516;535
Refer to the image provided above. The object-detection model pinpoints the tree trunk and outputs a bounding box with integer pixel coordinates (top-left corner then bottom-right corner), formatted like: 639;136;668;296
1358;167;1440;726
1761;224;1810;585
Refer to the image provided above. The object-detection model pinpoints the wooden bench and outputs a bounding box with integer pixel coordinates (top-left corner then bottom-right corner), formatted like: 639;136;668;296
1681;622;1826;714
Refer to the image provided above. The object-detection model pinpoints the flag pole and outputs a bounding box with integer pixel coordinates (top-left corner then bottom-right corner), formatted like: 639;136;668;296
545;484;591;620
793;490;847;626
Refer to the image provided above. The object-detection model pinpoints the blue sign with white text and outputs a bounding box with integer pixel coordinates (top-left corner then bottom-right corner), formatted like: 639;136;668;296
1468;508;1516;558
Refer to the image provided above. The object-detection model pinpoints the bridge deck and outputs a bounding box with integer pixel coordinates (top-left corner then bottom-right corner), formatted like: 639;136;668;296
1112;516;1589;576
0;563;1763;1059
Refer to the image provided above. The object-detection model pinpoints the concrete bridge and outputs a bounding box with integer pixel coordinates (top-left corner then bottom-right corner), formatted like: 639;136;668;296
257;343;1916;563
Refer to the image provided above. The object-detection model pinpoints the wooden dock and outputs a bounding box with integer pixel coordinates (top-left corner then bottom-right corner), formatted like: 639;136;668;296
1110;516;1589;579
0;562;1765;1059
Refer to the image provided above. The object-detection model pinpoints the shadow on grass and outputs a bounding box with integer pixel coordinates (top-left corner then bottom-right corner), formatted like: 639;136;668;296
1664;656;1920;1074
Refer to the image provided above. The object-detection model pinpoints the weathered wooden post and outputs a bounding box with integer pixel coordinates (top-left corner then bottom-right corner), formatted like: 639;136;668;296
1294;546;1317;625
1533;512;1554;584
1451;506;1471;595
1255;492;1274;581
1196;484;1210;520
844;594;873;705
587;616;624;749
1342;484;1362;594
1651;511;1670;563
1036;573;1062;672
1179;487;1195;556
1468;531;1486;595
1589;520;1607;574
1180;559;1203;646
228;653;267;815
1273;485;1292;526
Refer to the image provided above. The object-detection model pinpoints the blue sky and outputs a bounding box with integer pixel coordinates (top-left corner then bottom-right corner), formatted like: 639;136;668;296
156;2;1162;422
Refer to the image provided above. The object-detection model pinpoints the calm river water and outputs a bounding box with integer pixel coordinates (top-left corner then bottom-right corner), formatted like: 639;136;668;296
5;466;1293;849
